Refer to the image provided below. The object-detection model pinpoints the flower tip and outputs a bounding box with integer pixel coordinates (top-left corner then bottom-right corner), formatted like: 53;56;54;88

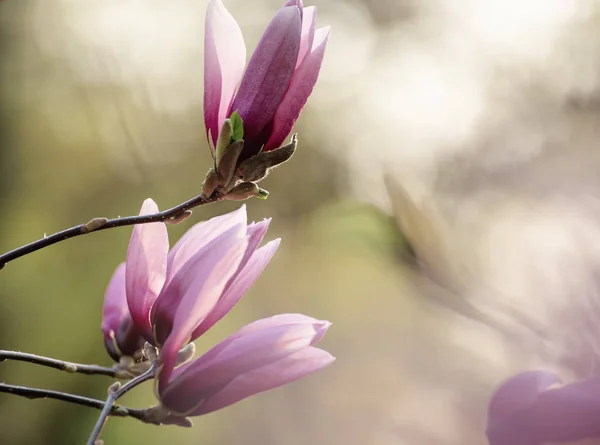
140;198;160;214
312;319;331;344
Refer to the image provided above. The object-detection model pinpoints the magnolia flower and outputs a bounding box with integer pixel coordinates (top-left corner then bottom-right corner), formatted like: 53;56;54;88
202;0;330;197
154;314;334;418
486;370;600;444
101;201;280;377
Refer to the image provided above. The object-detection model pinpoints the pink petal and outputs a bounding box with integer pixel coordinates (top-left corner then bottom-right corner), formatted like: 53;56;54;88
125;199;169;341
192;347;334;415
296;6;316;68
204;0;246;147
101;262;128;339
191;237;281;339
157;228;248;390
488;370;562;423
230;4;301;142
264;26;329;151
165;205;248;286
159;318;329;413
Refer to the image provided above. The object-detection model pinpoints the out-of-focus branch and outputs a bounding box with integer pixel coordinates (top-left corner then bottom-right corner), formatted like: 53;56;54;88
0;191;224;268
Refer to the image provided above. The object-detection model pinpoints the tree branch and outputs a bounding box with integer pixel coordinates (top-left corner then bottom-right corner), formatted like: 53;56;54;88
0;383;158;425
0;350;117;377
87;362;157;444
0;191;224;268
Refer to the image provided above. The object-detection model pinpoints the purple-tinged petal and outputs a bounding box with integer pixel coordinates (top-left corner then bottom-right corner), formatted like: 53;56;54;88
234;313;329;340
102;263;128;360
204;0;246;147
102;262;128;340
191;347;334;415
191;237;281;338
296;6;316;68
264;26;329;151
488;370;561;425
159;317;330;413
157;230;248;390
165;205;248;286
285;0;303;7
231;5;301;142
524;376;600;443
125;199;169;341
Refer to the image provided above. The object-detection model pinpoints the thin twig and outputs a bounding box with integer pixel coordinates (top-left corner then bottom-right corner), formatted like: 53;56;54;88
0;192;224;268
0;350;117;377
0;383;156;425
87;362;157;445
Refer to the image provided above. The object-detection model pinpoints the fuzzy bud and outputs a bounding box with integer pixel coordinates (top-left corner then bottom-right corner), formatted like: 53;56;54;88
225;182;260;201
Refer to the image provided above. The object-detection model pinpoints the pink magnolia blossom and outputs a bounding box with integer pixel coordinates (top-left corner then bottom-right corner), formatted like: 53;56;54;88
101;201;280;371
487;370;600;445
157;314;334;416
204;0;330;161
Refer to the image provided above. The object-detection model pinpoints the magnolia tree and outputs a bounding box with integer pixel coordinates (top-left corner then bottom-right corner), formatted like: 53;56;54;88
0;1;333;444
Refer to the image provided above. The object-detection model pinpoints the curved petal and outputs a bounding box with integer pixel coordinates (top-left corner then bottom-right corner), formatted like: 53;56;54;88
165;205;247;285
192;347;334;415
264;26;329;151
159;318;330;413
204;0;246;147
486;370;562;445
125;199;169;341
157;229;248;390
191;237;281;339
231;4;301;142
296;6;316;68
488;370;561;423
102;262;128;338
102;263;128;359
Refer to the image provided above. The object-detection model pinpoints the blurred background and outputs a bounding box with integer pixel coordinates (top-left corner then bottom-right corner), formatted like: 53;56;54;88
1;0;600;443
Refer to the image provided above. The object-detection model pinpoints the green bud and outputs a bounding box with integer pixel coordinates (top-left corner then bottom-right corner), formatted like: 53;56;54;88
229;110;244;141
257;188;269;200
215;119;233;167
225;182;260;201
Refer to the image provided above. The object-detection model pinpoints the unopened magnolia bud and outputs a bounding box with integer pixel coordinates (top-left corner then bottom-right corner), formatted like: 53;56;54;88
215;119;233;166
166;210;192;225
202;168;219;197
235;134;298;183
225;182;260;201
216;140;244;187
83;217;108;233
108;381;122;393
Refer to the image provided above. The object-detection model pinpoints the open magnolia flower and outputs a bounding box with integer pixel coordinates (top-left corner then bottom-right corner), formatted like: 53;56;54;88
487;370;600;444
153;314;334;419
202;0;330;199
101;201;280;377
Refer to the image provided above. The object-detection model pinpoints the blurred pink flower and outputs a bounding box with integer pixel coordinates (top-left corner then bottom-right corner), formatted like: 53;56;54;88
204;0;330;161
157;314;334;416
487;370;600;444
101;200;280;366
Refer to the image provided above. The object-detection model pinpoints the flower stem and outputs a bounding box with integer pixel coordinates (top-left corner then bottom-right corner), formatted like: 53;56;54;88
0;192;224;269
87;363;157;445
0;383;155;424
0;350;117;377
